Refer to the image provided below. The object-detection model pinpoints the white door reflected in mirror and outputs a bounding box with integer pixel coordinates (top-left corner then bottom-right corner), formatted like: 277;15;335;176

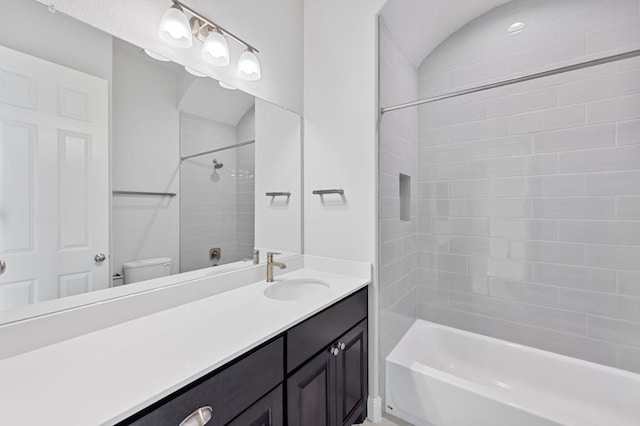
0;45;109;311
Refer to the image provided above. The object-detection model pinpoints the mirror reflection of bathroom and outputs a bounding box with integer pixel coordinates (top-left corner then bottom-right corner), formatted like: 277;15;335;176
210;159;223;182
0;0;302;313
180;99;256;272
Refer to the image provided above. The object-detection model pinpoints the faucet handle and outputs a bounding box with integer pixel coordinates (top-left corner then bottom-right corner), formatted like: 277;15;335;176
267;252;281;261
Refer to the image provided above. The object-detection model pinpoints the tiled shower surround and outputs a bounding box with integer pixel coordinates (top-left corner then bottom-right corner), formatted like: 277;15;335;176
380;0;640;374
180;111;256;272
378;18;419;394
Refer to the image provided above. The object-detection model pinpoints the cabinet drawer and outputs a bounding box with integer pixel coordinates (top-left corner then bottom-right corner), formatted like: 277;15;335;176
287;288;367;373
226;384;283;426
124;337;284;426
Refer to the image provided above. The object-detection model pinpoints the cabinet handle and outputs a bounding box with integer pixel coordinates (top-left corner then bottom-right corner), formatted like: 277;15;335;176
330;347;339;356
179;406;213;426
338;342;346;350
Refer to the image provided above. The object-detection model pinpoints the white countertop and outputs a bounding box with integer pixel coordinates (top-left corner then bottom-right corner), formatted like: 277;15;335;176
0;258;370;425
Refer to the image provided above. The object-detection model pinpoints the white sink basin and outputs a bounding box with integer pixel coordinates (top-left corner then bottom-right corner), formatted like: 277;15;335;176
263;278;330;301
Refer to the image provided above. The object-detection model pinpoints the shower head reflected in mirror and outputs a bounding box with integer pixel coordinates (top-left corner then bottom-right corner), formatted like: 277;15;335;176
210;159;224;182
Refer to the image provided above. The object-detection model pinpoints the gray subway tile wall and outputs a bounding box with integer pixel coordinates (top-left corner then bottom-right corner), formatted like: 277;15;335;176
404;0;640;372
378;16;420;397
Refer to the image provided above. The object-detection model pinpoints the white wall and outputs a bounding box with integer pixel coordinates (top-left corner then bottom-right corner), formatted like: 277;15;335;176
35;0;303;114
303;0;385;263
112;41;180;276
0;0;112;81
254;99;301;254
303;0;387;416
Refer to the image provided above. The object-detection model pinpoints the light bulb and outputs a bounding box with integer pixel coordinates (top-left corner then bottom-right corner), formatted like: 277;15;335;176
159;5;193;48
237;49;261;81
201;31;229;67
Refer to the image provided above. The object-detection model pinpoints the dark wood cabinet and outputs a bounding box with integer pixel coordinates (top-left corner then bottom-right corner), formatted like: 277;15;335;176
227;385;283;426
120;337;283;426
286;319;368;426
336;320;368;426
287;347;337;426
119;288;368;426
286;289;368;373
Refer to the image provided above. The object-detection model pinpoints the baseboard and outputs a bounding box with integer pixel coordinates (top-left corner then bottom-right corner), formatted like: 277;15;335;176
367;395;382;422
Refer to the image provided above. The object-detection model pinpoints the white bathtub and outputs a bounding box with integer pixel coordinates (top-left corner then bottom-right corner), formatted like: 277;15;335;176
385;320;640;426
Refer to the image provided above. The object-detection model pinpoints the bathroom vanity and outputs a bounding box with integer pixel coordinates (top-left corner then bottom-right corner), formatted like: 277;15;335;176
122;288;368;426
0;256;370;425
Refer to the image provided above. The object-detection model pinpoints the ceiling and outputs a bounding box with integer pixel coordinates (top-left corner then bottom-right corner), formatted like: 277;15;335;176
380;0;512;66
114;39;254;126
178;75;255;126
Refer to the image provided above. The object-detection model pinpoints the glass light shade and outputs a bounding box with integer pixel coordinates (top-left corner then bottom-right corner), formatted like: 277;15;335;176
218;81;237;90
201;31;230;67
158;6;193;48
237;50;261;81
185;66;207;77
143;49;170;62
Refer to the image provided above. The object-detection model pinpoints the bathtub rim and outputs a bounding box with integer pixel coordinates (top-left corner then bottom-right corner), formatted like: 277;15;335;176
385;318;640;426
387;318;640;381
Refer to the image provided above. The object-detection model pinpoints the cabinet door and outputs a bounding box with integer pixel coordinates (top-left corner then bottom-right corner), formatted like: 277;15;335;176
336;320;368;426
287;348;337;426
227;385;283;426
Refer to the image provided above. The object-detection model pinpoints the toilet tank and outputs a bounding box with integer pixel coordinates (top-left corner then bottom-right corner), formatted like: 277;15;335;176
123;257;172;284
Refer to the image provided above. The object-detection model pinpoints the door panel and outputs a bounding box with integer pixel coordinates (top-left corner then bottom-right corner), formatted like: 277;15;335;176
0;45;109;309
336;320;368;426
287;349;336;426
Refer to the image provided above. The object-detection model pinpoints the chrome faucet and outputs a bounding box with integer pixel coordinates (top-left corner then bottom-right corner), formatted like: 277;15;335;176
266;252;287;282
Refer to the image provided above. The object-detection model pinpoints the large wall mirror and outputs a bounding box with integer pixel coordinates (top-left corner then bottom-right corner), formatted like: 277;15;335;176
0;0;302;321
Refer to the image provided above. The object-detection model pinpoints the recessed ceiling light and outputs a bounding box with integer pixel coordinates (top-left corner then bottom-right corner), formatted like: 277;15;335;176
507;22;526;34
143;49;170;62
219;81;237;90
185;66;207;77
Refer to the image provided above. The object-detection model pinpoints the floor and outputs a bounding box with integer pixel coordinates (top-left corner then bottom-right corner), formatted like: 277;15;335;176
357;418;401;425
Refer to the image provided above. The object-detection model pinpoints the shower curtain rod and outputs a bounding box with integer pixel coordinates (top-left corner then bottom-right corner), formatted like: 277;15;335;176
180;139;256;161
381;48;640;115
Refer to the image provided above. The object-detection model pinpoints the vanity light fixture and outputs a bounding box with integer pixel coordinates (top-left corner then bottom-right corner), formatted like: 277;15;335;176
159;0;261;80
158;4;193;48
201;29;230;67
237;49;261;81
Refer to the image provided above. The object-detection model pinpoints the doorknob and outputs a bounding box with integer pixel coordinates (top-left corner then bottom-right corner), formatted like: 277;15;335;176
94;253;106;263
0;260;6;275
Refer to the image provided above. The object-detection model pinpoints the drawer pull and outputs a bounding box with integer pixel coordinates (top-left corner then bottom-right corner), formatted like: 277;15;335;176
331;346;339;356
338;342;346;350
179;406;213;426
